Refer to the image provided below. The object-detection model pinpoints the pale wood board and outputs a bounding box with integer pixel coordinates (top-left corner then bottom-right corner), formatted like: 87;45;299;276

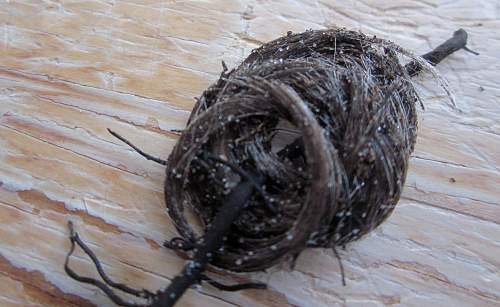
1;1;499;306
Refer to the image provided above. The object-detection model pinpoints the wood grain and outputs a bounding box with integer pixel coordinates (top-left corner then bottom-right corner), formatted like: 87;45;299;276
1;1;499;306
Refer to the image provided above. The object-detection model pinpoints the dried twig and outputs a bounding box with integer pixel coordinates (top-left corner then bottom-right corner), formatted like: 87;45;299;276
65;28;474;306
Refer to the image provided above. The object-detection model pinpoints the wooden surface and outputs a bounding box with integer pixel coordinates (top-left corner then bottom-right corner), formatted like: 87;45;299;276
1;1;499;306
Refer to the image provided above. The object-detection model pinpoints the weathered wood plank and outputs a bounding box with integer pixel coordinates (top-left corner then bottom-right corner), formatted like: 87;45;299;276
1;0;499;306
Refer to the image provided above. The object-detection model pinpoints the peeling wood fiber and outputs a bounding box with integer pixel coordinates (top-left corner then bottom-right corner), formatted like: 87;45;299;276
0;1;499;306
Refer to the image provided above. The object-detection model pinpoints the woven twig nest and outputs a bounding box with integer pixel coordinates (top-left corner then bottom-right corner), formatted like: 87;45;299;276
165;28;424;272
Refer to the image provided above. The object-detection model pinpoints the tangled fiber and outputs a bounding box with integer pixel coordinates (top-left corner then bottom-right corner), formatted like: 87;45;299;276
65;28;474;307
166;28;433;272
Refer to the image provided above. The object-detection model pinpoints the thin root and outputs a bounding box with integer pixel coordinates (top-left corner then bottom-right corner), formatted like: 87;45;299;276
108;128;167;165
64;221;152;306
332;246;346;286
200;274;267;292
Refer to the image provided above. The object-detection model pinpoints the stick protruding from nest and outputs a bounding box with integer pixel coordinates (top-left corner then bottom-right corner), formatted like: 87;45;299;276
64;28;475;307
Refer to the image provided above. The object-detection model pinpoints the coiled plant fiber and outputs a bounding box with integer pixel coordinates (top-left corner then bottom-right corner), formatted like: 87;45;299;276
165;28;423;272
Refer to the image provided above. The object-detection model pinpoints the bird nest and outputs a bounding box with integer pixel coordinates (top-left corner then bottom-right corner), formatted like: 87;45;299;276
165;28;430;272
64;27;473;307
